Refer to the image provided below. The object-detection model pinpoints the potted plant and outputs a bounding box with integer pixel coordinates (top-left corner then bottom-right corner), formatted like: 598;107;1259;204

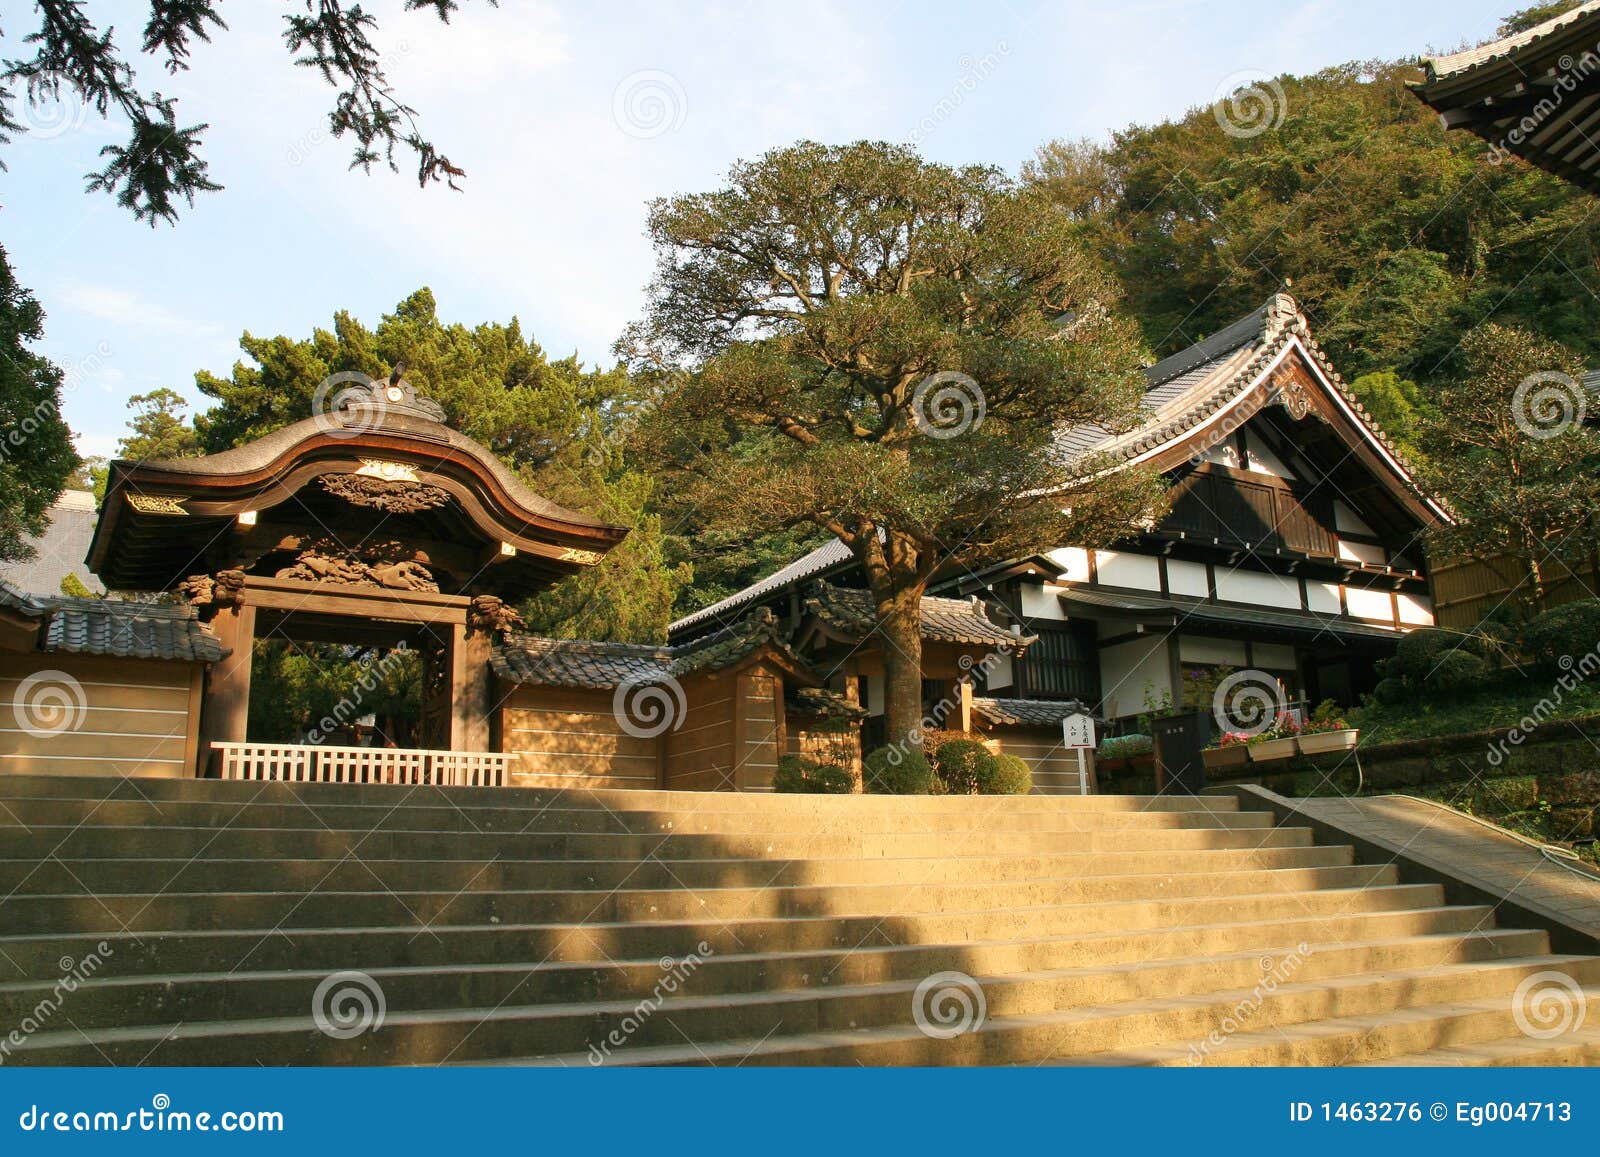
1246;713;1301;763
1296;714;1359;756
1095;733;1154;776
1201;731;1251;771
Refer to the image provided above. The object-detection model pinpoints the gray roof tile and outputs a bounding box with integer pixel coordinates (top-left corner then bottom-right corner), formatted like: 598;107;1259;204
42;598;225;662
971;697;1091;727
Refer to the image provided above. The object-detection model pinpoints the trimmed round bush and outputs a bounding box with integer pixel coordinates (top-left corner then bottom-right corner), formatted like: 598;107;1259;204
1520;599;1600;670
862;747;935;795
986;753;1032;795
934;739;998;795
1369;677;1406;706
772;755;854;794
1387;628;1481;684
1426;649;1490;693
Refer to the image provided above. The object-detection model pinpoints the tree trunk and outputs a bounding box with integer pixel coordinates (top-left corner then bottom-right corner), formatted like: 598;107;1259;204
877;586;926;755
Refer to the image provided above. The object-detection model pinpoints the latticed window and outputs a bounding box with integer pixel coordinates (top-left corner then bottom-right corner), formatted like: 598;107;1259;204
1005;624;1100;702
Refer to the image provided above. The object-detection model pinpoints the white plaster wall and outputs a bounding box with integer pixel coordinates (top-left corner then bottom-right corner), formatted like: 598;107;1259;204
1337;539;1386;566
1099;635;1172;719
1346;587;1394;622
1308;582;1341;614
1245;442;1295;479
1397;593;1435;627
1332;501;1376;536
986;651;1015;690
1214;569;1302;609
1178;636;1247;666
1167;559;1210;598
1044;547;1092;582
1095;550;1162;591
1020;581;1069;621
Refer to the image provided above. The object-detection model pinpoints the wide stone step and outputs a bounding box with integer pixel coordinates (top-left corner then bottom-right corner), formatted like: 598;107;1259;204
1347;1026;1600;1067
1074;975;1600;1067
0;796;1273;836
10;945;1577;1066
0;822;1315;863
0;773;1239;814
508;957;1600;1068
0;928;1544;1035
0;843;1357;895
0;876;1441;936
0;864;1401;934
0;900;1490;982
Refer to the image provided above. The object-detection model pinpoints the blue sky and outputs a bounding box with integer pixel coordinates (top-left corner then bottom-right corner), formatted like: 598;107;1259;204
5;0;1513;458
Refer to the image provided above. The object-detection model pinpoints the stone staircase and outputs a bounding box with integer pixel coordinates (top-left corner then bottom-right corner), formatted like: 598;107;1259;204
0;773;1595;1066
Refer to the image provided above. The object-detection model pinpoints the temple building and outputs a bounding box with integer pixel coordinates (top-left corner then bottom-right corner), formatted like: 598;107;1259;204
0;296;1444;792
672;296;1448;727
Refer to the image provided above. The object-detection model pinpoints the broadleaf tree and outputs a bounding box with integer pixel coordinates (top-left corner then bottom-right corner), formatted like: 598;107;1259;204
625;141;1166;750
0;243;76;563
1418;324;1600;615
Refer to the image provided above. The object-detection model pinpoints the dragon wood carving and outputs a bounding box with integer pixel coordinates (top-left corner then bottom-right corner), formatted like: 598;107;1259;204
319;473;451;514
273;538;441;592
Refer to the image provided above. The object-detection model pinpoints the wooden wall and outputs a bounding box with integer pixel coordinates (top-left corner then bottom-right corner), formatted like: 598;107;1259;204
786;719;863;786
500;684;659;791
662;670;739;791
0;652;201;778
1431;552;1598;631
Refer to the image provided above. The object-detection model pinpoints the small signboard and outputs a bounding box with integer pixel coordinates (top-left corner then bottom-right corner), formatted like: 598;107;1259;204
1062;712;1096;750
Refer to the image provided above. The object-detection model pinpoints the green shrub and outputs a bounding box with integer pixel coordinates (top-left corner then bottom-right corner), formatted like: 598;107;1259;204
1427;650;1490;693
1388;628;1480;684
862;747;935;795
934;739;998;795
986;753;1032;795
1096;733;1152;760
773;755;854;794
1520;600;1600;670
1369;677;1406;706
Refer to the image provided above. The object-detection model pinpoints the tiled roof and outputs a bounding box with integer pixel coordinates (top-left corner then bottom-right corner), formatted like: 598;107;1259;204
669;537;852;637
787;686;869;720
0;581;50;619
1423;2;1600;80
494;608;815;689
805;583;1033;649
42;597;226;662
1055;587;1405;642
971;697;1091;727
0;491;104;597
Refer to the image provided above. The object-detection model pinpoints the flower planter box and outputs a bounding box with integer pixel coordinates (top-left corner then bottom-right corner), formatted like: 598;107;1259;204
1096;753;1154;778
1202;745;1250;771
1296;728;1359;756
1246;737;1299;764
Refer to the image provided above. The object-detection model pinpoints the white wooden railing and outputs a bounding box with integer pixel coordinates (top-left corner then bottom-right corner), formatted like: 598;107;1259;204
212;742;508;787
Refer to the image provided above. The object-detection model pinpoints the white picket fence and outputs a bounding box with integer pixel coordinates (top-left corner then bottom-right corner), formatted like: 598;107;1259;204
212;742;508;787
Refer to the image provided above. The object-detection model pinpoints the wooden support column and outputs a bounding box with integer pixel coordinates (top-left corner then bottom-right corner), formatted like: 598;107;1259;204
958;678;974;734
197;603;255;775
451;621;494;752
